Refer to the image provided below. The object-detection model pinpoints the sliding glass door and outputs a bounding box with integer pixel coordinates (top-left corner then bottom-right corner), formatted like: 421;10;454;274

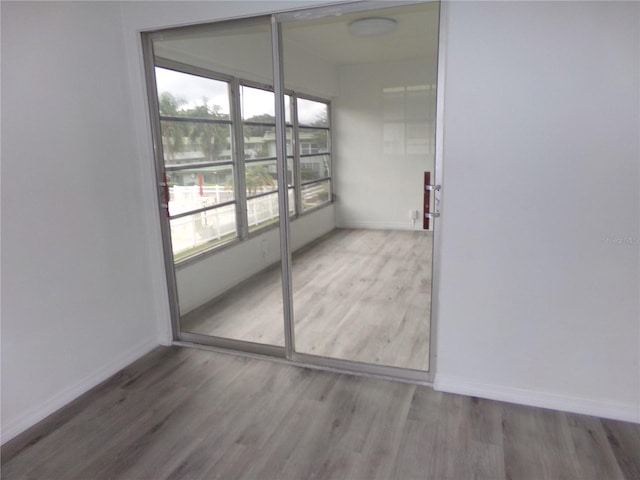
147;18;286;353
143;1;441;380
280;3;439;372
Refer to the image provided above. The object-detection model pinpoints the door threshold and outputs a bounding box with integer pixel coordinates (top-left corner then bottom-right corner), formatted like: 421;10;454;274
173;340;434;387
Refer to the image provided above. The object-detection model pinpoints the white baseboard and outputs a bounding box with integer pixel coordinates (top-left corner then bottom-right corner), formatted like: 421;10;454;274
1;338;159;445
336;220;431;231
434;374;640;424
157;321;174;346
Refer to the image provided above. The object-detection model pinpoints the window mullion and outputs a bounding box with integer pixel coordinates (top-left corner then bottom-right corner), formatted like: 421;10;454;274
230;77;249;239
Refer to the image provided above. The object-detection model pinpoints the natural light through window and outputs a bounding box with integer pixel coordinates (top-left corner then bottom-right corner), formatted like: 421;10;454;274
154;65;332;261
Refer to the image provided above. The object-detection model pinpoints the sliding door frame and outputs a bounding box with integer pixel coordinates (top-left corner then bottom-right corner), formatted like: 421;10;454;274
141;0;445;385
142;15;286;354
141;32;183;341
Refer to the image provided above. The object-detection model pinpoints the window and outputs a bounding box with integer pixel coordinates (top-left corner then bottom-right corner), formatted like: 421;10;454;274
155;63;332;261
296;97;332;212
240;85;295;232
382;84;436;155
155;66;237;261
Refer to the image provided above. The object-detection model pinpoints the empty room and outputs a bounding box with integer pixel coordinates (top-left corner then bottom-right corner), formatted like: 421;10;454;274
2;1;639;479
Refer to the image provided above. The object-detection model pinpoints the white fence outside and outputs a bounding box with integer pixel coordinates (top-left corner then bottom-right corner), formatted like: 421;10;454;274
170;185;234;217
169;183;328;256
169;186;281;255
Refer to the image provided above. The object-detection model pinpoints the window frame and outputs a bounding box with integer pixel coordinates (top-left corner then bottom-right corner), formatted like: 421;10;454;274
153;58;333;265
294;93;333;215
155;59;242;261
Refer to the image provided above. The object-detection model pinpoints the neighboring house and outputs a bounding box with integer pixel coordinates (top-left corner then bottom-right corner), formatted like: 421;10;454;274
166;130;328;186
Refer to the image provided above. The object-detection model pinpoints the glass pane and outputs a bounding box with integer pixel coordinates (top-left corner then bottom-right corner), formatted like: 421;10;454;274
273;127;294;157
245;160;278;197
241;86;275;120
170;204;237;261
288;187;295;215
300;155;330;183
407;122;430;155
155;20;285;348
161;121;232;165
243;124;293;158
299;128;329;154
383;123;405;155
240;87;291;124
383;85;437;156
245;188;295;231
243;125;275;159
287;157;294;186
244;157;293;191
301;179;331;212
297;98;328;127
283;2;438;371
286;127;294;157
167;165;234;217
155;67;230;120
285;95;293;125
247;192;279;232
383;86;405;121
406;85;430;120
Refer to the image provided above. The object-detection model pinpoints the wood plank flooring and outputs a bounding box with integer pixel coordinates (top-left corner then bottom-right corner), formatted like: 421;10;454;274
182;229;431;370
3;347;639;480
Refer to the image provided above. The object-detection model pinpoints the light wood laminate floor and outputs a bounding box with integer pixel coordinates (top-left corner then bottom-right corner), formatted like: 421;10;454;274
182;229;432;371
3;347;639;480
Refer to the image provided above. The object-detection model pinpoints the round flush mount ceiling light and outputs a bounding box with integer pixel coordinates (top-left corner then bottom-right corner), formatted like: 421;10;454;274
348;17;397;37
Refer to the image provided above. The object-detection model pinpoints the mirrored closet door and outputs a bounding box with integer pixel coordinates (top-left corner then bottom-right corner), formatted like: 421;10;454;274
144;1;441;379
280;2;439;371
148;18;286;353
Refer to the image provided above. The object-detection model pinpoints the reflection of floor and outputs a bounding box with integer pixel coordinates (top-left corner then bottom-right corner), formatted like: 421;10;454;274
181;228;432;371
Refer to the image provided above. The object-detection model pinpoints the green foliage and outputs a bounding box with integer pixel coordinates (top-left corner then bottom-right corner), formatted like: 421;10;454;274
159;93;230;162
158;92;185;116
242;114;276;159
245;165;275;195
245;114;276;126
309;109;328;128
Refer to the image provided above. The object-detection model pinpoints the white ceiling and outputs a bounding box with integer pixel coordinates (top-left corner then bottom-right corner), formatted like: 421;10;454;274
155;2;440;73
282;2;440;66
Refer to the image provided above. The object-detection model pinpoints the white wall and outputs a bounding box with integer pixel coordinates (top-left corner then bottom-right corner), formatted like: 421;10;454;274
435;1;640;422
118;0;340;343
2;0;638;448
334;58;438;230
178;206;335;315
1;0;333;445
0;1;160;442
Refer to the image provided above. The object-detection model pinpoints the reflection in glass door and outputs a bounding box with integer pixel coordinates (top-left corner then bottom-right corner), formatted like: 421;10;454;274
144;1;441;379
148;19;286;351
154;67;236;259
281;2;440;371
